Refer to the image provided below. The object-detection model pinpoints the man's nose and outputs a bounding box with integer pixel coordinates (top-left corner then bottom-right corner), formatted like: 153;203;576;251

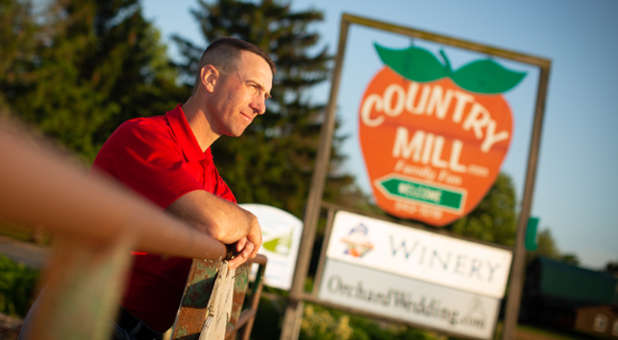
250;97;266;115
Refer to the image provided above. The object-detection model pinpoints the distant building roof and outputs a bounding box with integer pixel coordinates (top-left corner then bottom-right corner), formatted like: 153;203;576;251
531;256;617;306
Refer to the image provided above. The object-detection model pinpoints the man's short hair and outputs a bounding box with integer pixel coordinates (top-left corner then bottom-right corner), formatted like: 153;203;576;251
193;37;276;92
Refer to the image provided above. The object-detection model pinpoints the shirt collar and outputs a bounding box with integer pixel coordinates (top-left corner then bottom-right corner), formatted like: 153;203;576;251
165;104;212;162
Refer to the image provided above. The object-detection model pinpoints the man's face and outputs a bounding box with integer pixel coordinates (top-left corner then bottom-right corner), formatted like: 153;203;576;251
208;50;273;137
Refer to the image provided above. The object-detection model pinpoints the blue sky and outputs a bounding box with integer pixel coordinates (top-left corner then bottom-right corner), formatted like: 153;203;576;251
141;0;617;269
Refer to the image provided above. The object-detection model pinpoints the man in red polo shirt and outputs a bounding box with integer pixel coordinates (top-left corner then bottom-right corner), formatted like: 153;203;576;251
93;38;274;339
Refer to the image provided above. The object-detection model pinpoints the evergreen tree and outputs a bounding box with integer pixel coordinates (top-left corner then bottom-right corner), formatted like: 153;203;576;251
3;0;183;161
173;0;353;217
0;0;39;113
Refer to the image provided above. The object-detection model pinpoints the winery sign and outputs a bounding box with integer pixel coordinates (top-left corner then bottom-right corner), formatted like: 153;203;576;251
359;43;525;226
322;210;512;298
317;210;512;339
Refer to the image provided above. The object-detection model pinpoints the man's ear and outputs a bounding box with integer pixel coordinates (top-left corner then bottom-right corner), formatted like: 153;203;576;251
200;64;219;93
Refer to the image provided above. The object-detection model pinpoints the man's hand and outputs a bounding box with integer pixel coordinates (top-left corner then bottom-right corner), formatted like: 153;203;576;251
228;212;262;269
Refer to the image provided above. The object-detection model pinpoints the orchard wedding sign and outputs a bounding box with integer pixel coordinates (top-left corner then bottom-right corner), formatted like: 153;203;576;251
359;43;526;226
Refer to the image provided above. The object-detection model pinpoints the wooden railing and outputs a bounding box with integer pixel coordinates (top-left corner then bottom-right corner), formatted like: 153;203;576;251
0;118;266;340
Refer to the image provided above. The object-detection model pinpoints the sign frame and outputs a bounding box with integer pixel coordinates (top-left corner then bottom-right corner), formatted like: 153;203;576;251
281;13;551;340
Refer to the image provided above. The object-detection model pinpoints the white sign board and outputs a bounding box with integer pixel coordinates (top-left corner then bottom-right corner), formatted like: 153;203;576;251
326;211;512;298
318;259;499;339
240;204;302;290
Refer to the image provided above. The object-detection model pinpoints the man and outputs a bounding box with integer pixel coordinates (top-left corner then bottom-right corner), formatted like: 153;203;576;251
93;38;274;339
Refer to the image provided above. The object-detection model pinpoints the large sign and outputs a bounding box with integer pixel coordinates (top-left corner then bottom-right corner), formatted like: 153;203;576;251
325;210;512;298
318;259;500;339
358;43;525;226
240;204;302;290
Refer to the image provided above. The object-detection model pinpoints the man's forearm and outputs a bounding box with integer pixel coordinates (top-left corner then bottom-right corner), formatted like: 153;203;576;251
167;189;254;244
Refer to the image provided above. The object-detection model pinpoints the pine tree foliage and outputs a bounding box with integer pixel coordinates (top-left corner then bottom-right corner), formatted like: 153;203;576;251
0;0;39;112
2;0;183;160
173;0;354;217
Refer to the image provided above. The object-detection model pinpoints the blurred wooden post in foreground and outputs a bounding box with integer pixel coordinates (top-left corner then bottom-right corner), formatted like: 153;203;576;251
28;236;136;340
0;117;265;339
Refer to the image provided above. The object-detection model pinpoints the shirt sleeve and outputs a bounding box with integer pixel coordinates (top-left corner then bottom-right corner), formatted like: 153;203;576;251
93;119;203;209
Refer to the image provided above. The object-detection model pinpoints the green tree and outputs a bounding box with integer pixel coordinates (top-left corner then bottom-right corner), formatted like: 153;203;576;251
449;173;517;246
604;261;618;276
3;0;183;161
526;228;581;266
172;0;353;217
533;228;559;258
0;0;39;113
559;253;580;266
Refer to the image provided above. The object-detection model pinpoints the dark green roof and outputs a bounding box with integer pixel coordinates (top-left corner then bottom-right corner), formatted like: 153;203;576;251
537;257;617;306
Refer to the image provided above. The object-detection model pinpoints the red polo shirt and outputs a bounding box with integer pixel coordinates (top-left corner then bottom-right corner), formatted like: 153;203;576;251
93;105;235;331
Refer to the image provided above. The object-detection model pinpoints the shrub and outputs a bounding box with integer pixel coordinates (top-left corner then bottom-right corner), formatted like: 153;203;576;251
300;304;353;340
0;255;39;317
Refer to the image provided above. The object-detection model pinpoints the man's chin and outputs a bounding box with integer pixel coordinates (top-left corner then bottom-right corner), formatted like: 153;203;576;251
224;128;248;137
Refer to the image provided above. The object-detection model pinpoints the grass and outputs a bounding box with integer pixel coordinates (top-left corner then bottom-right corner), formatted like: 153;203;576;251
516;324;592;340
